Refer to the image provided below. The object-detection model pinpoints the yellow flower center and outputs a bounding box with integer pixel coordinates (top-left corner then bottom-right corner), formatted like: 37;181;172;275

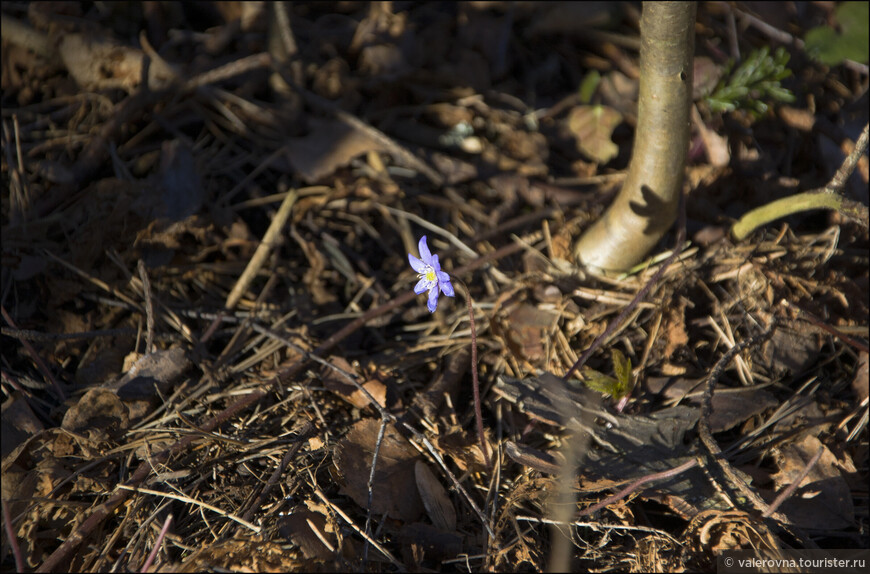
425;268;436;282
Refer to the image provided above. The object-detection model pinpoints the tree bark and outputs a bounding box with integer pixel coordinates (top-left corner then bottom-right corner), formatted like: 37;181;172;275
574;2;695;272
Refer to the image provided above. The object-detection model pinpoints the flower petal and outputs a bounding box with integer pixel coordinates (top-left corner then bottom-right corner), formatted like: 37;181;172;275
430;253;441;273
427;285;439;312
408;253;427;273
414;278;432;294
418;235;433;265
439;275;455;297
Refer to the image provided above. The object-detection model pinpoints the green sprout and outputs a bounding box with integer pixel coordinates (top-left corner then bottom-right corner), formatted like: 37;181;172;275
581;347;634;401
705;46;795;116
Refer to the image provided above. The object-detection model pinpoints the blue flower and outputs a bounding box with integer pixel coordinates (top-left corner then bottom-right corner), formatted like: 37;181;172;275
408;235;454;312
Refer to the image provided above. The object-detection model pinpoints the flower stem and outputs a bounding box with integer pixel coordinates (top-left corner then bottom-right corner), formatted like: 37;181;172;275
451;276;491;469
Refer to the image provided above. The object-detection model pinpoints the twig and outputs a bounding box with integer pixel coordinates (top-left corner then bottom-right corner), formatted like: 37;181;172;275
137;260;155;354
0;327;153;341
696;321;819;551
282;241;524;385
827;122;869;193
116;486;259;533
735;7;869;76
2;500;24;573
364;419;389;567
44;249;195;343
384;205;477;258
399;421;497;541
36;382;266;573
763;445;825;519
250;320;498;547
517;515;680;543
139;513;172;574
311;487;404;570
182;53;271;92
239;421;315;524
225;189;298;311
69;51;273;187
731;123;869;240
780;299;869;354
452;277;491;468
251;320;436;564
272;66;443;186
576;459;699;518
387;204;511;284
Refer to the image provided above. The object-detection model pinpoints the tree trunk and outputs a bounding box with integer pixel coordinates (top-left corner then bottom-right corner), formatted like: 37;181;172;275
574;2;695;272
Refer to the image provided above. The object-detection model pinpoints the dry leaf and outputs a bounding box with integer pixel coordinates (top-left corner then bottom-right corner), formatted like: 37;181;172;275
279;510;335;560
333;419;423;522
682;510;780;571
527;3;619;37
765;327;823;374
60;389;129;442
170;537;299;573
414;461;456;531
567;105;623;164
771;435;854;530
436;430;492;474
505;303;560;362
321;356;389;409
661;300;689;359
645;376;778;433
283;118;393;183
504;440;563;474
706;389;778;433
59;33;175;92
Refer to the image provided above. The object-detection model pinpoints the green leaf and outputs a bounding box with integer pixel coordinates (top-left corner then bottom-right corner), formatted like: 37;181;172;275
580;348;633;400
611;348;632;395
705;47;795;117
580;366;620;396
804;2;869;65
578;70;601;105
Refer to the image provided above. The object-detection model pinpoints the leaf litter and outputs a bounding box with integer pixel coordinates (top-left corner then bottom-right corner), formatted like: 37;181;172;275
1;1;867;572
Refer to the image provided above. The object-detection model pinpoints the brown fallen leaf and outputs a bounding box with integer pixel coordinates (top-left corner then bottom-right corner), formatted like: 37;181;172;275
771;435;855;530
283;118;393;183
333;419;423;522
661;299;689;359
321;356;388;410
278;510;335;560
765;326;823;375
414;460;456;531
682;510;781;572
60;389;129;442
436;429;492;474
505;303;560;362
567;105;624;165
646;376;778;433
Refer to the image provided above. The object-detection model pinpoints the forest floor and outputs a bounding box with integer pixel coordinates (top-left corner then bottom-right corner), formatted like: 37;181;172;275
2;2;868;572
